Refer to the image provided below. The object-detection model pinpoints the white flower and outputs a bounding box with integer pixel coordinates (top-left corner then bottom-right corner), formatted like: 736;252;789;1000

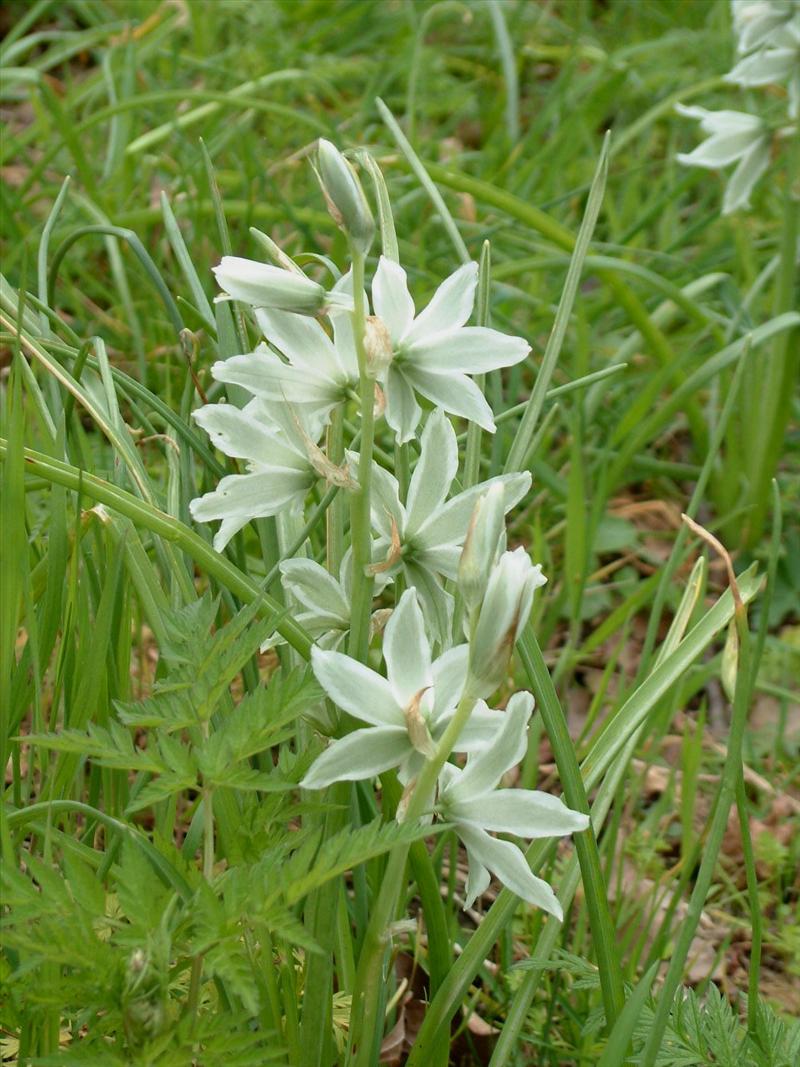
726;18;800;117
209;274;361;427
731;0;800;53
458;482;507;612
675;104;772;213
468;547;547;698
437;692;589;916
360;409;531;643
189;399;319;552
301;588;505;790
274;553;390;651
371;256;531;442
213;256;352;315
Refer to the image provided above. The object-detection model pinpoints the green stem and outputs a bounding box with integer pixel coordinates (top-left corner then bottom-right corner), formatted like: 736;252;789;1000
347;250;376;662
745;125;799;546
348;691;479;1066
326;407;345;574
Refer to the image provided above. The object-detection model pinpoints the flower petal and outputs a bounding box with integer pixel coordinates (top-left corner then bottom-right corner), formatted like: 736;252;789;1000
677;130;761;168
311;646;402;727
302;726;409;789
447;692;534;800
384;364;422;443
402;561;454;650
463;848;491;909
722;135;771;214
429;644;470;723
213;257;323;312
279;559;350;626
210;515;251;553
405;262;478;343
456;825;563;918
329;310;360;379
403;367;496;431
415;472;531;558
193;403;301;467
455;789;589;838
212;348;341;405
456;703;506;751
405;410;458;535
726;47;796;87
367;456;406;541
407;326;530;375
189;469;311;524
383;589;433;707
372;256;415;341
255;307;345;378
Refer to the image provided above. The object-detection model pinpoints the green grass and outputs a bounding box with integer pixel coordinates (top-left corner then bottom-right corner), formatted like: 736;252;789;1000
2;0;799;1064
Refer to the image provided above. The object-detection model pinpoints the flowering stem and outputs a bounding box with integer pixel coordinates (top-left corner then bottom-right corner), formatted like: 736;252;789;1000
347;249;376;662
744;122;799;545
326;406;345;573
348;690;479;1067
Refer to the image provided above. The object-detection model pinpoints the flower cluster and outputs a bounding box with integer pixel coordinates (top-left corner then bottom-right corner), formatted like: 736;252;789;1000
676;0;799;212
188;140;587;917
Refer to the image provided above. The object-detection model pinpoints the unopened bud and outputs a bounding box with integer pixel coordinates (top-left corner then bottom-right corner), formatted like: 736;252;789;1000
458;483;506;612
468;548;547;698
364;315;394;378
316;139;375;254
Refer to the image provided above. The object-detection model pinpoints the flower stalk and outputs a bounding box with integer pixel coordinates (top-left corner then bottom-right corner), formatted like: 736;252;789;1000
347;249;376;662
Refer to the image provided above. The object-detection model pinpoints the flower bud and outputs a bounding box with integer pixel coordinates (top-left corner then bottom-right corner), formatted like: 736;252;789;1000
316;139;375;254
363;315;394;378
213;256;327;314
458;483;506;612
468;547;547;698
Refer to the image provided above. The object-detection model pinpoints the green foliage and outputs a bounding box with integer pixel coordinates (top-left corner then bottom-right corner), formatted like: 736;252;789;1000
2;0;798;1063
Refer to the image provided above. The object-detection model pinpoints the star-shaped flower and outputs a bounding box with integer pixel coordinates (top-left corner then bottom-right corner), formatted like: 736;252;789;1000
371;256;531;442
436;693;589;917
189;398;322;552
360;409;531;643
675;104;771;213
210;273;361;427
301;588;505;790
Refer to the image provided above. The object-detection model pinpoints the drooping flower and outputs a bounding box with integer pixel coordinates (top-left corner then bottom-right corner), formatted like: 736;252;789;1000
467;547;547;699
189;399;322;552
209;272;361;428
436;692;589;916
272;552;390;651
675;104;772;213
213;256;352;315
731;0;800;54
301;588;505;790
726;17;800;117
358;409;531;643
370;256;531;442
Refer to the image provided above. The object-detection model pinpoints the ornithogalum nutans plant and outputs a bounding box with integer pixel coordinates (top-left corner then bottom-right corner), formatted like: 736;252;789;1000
186;138;591;1063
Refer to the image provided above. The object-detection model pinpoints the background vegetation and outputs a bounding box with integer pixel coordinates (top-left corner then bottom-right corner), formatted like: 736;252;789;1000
1;0;798;1064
